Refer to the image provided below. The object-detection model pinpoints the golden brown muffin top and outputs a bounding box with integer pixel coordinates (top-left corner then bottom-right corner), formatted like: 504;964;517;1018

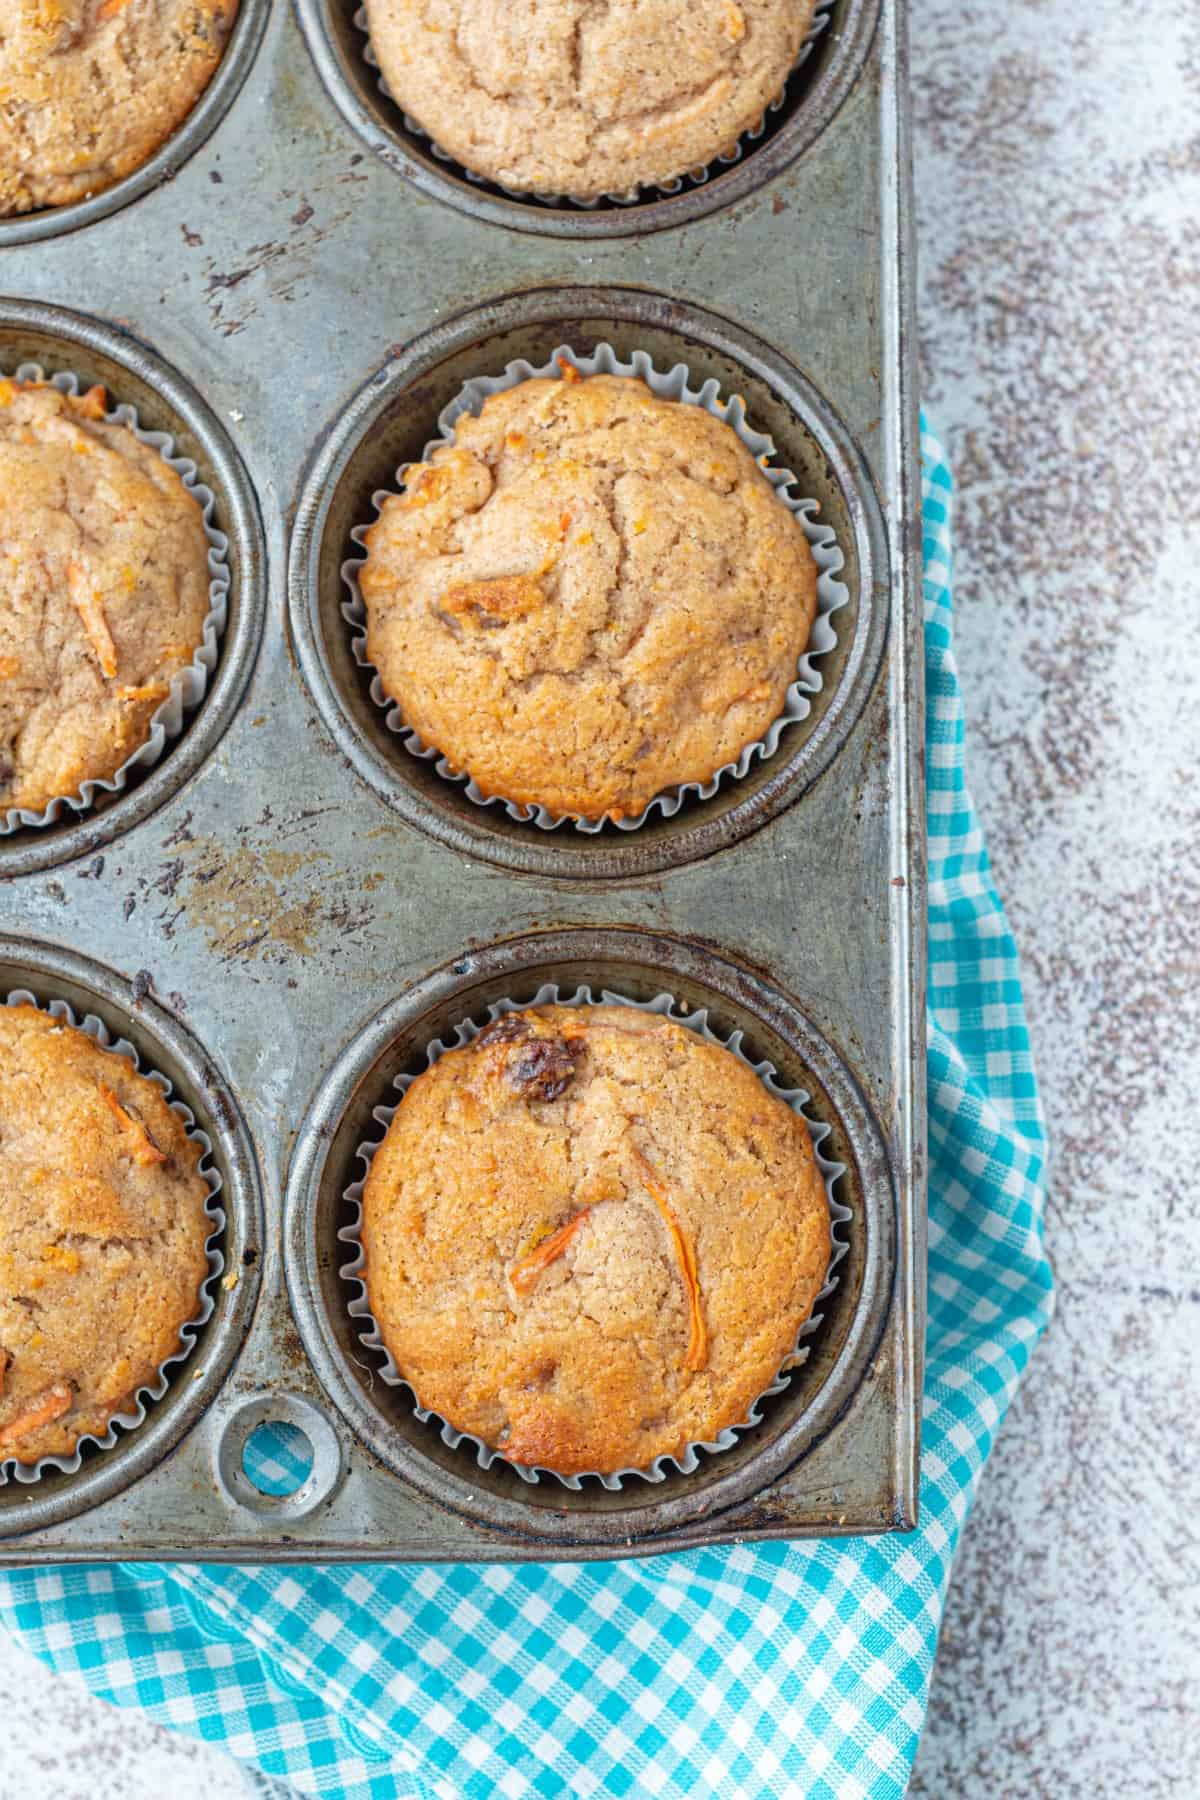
361;1004;831;1476
359;373;817;821
0;380;212;817
0;1003;211;1465
0;0;239;217
364;0;815;199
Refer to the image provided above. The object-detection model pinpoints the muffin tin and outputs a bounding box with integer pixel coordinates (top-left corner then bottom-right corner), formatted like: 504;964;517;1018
0;0;924;1560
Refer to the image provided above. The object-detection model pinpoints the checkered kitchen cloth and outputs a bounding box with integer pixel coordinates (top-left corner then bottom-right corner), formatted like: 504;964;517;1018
0;425;1053;1799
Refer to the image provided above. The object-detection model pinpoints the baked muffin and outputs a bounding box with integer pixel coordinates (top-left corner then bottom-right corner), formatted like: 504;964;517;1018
364;0;816;200
0;379;213;818
361;1004;831;1476
359;372;817;821
0;1003;211;1465
0;0;239;217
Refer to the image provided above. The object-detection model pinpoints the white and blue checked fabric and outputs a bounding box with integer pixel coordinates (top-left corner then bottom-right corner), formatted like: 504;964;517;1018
0;425;1053;1800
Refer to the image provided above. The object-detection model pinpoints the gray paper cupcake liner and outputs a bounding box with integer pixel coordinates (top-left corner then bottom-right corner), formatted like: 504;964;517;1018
0;991;225;1484
343;340;848;833
354;1;837;208
339;984;850;1491
0;365;230;834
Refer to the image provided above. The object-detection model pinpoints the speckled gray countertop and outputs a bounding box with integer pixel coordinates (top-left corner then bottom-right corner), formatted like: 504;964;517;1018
1;0;1197;1794
908;0;1200;1790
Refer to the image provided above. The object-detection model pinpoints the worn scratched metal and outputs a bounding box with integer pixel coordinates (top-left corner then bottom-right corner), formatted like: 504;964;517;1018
0;0;924;1561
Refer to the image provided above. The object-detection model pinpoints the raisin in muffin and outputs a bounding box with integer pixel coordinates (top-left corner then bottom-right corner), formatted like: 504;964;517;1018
0;1;240;217
0;1003;211;1465
361;1004;831;1476
359;372;817;822
363;0;816;200
0;379;213;818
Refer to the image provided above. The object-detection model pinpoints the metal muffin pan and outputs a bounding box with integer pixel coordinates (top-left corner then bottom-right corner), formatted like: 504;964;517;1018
0;0;923;1560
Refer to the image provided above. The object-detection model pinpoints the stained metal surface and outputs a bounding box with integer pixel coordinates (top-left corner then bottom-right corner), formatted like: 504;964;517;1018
0;0;923;1560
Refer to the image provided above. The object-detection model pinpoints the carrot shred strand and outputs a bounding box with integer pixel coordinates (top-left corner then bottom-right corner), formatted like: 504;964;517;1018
508;1209;593;1296
98;1084;167;1165
631;1150;708;1372
67;561;118;679
0;1382;72;1451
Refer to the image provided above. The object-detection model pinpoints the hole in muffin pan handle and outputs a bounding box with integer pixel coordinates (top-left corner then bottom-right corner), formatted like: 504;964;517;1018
213;1394;344;1521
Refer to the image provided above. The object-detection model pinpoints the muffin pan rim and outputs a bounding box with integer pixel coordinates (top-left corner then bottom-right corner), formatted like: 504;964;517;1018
0;934;265;1539
293;0;882;238
287;283;889;880
283;929;895;1547
0;0;273;249
0;298;269;878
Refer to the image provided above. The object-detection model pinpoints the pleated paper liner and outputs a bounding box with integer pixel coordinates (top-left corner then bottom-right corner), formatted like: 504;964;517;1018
354;1;837;209
0;991;224;1484
342;341;847;833
0;364;230;834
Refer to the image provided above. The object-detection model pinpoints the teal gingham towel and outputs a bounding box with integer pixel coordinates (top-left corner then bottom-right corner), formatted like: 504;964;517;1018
0;424;1053;1800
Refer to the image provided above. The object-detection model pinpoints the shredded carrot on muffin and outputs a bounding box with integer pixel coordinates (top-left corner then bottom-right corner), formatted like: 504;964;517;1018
0;1382;72;1451
67;561;119;680
509;1210;594;1296
98;1084;167;1166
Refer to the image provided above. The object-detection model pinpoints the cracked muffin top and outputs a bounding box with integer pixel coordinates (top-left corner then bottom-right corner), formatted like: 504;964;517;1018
0;0;239;217
360;1004;831;1476
0;379;212;818
359;372;817;821
0;1003;210;1465
363;0;816;199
